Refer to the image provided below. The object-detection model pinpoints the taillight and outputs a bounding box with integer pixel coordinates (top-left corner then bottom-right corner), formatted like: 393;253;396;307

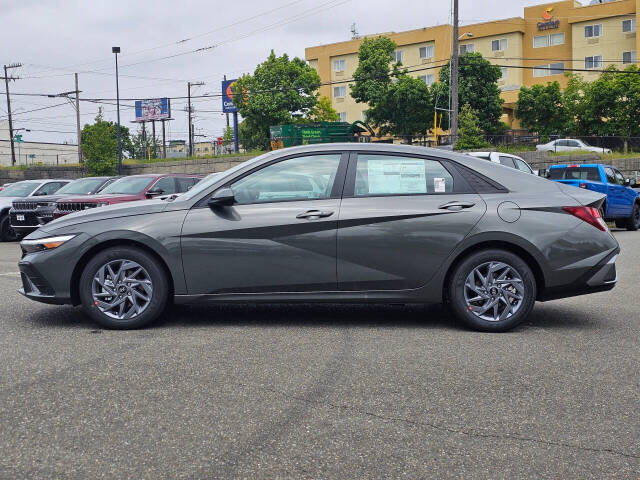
563;206;608;232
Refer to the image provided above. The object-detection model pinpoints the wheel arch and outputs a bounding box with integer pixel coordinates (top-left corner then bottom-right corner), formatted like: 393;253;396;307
441;238;546;303
70;238;175;306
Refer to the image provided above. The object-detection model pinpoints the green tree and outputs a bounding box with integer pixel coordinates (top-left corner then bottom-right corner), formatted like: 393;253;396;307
222;126;234;144
232;51;321;149
367;75;434;143
81;108;132;175
435;52;504;134
454;104;489;150
303;96;340;122
131;128;160;160
515;81;568;137
350;36;401;105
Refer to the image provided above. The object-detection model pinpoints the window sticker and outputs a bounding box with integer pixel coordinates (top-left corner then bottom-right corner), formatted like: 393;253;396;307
366;159;426;194
434;177;446;193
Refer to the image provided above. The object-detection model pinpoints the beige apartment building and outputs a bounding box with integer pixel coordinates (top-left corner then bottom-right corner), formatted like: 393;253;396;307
305;0;640;129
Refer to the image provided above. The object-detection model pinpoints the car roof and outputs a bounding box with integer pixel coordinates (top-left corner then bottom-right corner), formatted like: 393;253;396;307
549;164;601;168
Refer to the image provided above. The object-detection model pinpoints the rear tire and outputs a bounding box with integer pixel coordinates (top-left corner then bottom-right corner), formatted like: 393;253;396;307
615;219;627;229
79;246;169;329
448;249;536;332
626;202;640;231
0;214;18;242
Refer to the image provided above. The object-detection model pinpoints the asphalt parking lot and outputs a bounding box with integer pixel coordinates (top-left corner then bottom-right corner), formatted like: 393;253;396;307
0;232;638;479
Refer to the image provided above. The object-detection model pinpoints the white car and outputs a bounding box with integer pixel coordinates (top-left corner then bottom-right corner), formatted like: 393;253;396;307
536;139;611;154
0;179;71;241
466;152;534;174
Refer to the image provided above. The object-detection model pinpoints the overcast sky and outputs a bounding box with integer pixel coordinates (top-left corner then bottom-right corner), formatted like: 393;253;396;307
0;0;548;145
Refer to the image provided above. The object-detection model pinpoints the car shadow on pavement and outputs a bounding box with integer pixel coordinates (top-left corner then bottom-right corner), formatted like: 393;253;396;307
23;302;603;333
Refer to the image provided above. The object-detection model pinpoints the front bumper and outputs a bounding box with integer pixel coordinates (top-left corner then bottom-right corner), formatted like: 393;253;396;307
10;207;55;233
539;248;619;301
17;261;70;304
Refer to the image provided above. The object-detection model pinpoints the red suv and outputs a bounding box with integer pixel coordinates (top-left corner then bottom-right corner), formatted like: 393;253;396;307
53;174;201;218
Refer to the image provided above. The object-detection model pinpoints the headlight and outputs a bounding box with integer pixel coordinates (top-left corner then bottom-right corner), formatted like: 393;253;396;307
96;202;110;207
21;235;76;254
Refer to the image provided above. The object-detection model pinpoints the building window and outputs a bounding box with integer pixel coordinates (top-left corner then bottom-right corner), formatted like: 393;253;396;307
550;32;565;46
419;45;434;59
491;38;507;51
584;56;603;69
333;59;345;72
459;43;474;54
533;63;564;77
622;19;636;33
500;67;508;80
333;86;346;98
549;62;564;75
533;35;549;48
584;24;602;38
394;50;403;63
623;51;636;64
338;112;347;122
419;74;435;86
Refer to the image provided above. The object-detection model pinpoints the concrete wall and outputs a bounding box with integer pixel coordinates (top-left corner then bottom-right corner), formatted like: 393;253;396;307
121;156;254;176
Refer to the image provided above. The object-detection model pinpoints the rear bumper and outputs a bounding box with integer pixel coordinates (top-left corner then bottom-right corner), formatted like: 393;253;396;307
539;249;618;301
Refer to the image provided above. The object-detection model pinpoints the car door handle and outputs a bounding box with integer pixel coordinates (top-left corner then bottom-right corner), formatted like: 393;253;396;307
438;201;476;211
296;210;334;219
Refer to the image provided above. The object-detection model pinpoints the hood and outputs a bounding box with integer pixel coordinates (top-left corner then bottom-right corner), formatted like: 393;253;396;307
58;193;145;203
38;198;171;233
11;194;70;205
0;196;20;209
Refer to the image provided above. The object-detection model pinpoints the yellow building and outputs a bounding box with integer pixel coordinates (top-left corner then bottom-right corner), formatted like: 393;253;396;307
305;0;640;129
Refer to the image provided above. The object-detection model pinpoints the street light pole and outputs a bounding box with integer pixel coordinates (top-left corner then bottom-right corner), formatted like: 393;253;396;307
451;0;460;144
187;81;204;157
112;47;122;174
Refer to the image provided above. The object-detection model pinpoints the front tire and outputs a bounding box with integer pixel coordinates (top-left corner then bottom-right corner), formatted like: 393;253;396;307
626;202;640;231
79;246;169;329
448;249;536;332
0;214;18;242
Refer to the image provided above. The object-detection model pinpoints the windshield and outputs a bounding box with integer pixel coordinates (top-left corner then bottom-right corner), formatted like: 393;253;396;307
99;176;153;195
178;153;273;201
55;178;108;195
0;181;40;197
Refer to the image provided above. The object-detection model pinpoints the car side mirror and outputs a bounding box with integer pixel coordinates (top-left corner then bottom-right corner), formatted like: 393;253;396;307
538;169;549;178
624;178;631;186
146;188;164;198
208;188;235;208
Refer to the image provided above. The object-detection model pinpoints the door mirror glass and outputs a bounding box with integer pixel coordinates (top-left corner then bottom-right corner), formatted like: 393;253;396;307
208;188;235;207
146;188;164;198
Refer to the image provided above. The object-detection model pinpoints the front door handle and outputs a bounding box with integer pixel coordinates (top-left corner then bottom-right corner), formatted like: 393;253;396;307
438;201;476;211
296;210;334;219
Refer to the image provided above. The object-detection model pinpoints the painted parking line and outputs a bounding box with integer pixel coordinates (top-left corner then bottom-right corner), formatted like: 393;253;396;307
0;272;20;276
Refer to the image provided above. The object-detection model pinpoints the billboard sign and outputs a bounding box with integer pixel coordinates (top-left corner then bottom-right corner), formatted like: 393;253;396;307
222;79;238;113
134;98;171;122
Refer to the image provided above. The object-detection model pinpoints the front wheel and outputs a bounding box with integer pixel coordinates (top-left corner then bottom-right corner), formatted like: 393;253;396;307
0;214;18;242
448;250;537;332
79;246;169;329
626;203;640;231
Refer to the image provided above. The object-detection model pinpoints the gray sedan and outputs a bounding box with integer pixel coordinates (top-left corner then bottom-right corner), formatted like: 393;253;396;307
18;144;618;332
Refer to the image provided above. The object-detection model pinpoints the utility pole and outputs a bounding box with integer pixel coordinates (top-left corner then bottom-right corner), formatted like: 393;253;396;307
3;63;21;166
223;74;230;129
451;0;460;144
112;47;122;174
75;73;82;163
187;81;204;157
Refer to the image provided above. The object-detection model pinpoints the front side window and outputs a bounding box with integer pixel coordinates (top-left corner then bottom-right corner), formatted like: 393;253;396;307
151;177;177;195
231;154;342;204
622;18;636;33
514;158;533;173
333;59;345;72
34;182;66;196
419;45;434;59
333;85;346;98
613;169;625;185
176;177;197;192
498;156;516;168
604;167;616;184
491;39;507;51
354;154;454;196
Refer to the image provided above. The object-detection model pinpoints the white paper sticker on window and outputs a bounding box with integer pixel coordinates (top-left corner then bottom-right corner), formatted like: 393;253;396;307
366;159;426;194
434;177;446;193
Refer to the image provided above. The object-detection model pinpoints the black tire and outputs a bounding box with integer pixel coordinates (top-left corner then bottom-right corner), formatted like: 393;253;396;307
448;249;537;333
615;219;627;229
626;202;640;231
0;214;18;242
78;246;169;329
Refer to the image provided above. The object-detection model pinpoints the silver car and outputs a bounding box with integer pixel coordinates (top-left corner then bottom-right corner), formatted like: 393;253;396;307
536;139;611;154
18;144;618;332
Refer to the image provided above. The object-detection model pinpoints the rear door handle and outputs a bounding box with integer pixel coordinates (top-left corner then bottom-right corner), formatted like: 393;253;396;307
438;201;476;211
296;210;334;219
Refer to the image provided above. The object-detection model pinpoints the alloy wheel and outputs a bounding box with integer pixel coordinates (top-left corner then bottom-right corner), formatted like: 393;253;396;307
92;259;153;320
464;261;525;322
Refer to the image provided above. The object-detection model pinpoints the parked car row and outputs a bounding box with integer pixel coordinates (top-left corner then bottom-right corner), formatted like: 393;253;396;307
0;174;201;241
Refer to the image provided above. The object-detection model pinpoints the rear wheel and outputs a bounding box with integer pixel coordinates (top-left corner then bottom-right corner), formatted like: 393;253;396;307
79;246;169;329
615;219;627;229
448;250;536;332
626;202;640;231
0;214;18;242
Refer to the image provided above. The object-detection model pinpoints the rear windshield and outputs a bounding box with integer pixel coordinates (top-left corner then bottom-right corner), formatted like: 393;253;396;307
100;177;153;194
548;167;601;181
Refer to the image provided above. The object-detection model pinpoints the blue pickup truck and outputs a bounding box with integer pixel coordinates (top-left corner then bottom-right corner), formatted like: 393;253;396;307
548;164;640;231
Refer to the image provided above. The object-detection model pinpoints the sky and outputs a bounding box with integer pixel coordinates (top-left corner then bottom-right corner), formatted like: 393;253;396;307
0;0;549;146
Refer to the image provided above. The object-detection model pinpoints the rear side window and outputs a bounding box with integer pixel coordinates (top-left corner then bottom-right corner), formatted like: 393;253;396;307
548;167;601;181
354;154;454;196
